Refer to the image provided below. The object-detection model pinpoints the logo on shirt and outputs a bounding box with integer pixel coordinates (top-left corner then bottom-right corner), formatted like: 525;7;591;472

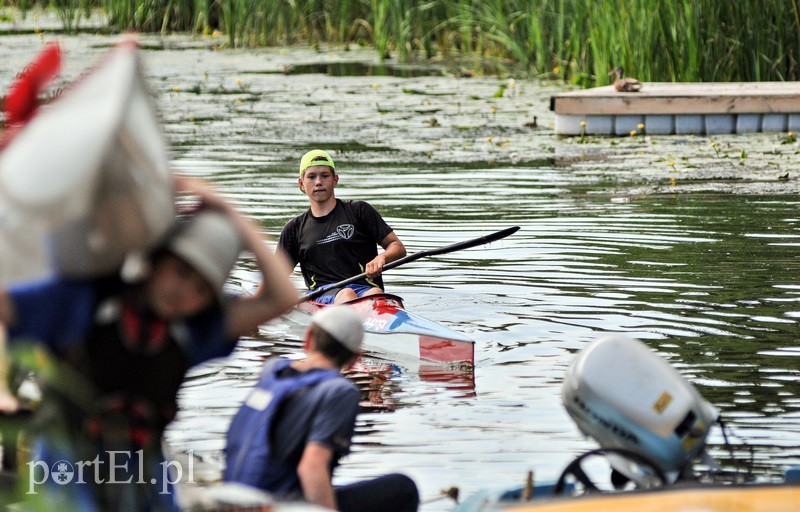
317;224;355;245
337;224;355;240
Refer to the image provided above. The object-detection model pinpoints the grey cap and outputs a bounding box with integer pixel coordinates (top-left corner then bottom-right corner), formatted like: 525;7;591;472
167;210;244;301
311;305;364;353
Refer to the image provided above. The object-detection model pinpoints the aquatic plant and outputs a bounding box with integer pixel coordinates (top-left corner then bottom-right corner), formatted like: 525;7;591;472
11;0;800;86
50;0;91;32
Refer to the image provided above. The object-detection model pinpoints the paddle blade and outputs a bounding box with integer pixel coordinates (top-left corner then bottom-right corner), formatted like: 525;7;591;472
425;226;520;256
3;43;62;127
389;226;520;264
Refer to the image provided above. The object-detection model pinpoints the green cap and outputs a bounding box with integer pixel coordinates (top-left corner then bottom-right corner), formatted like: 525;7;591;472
299;149;335;177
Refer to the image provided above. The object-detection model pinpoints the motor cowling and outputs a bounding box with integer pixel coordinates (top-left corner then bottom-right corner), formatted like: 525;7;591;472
562;335;718;483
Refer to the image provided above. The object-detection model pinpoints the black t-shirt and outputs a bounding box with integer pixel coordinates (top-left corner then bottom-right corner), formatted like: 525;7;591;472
278;199;393;290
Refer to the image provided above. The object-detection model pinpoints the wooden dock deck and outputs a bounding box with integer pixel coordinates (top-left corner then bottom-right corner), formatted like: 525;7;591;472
550;82;800;136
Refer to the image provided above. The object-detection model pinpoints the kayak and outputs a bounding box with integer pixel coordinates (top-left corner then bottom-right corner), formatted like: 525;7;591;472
289;293;475;366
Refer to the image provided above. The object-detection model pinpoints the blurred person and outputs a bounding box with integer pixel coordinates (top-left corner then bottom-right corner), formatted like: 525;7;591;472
0;177;297;510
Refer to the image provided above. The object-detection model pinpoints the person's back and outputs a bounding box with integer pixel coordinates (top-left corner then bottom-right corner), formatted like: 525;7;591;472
225;306;419;512
225;358;358;494
0;180;298;510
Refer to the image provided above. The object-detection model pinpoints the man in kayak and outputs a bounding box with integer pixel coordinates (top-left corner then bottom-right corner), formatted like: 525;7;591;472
0;177;297;510
277;150;407;304
225;305;419;511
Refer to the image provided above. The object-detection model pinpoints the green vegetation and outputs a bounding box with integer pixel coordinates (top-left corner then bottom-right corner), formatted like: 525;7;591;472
5;0;800;86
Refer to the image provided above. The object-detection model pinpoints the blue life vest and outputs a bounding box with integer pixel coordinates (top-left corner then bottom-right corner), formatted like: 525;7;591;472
224;358;341;493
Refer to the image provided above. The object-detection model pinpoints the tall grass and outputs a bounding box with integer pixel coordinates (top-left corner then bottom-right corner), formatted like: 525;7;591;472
11;0;800;85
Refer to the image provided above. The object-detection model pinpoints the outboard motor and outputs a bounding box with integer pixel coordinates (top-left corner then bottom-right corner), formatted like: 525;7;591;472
562;335;719;485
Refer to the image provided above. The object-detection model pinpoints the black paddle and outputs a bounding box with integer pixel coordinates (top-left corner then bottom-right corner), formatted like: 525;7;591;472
300;226;520;302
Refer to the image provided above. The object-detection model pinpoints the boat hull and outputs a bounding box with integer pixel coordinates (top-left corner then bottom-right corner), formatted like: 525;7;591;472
0;41;173;284
467;484;800;512
290;293;475;366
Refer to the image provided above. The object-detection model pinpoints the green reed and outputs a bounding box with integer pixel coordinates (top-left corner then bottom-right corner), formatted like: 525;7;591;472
11;0;800;85
49;0;90;32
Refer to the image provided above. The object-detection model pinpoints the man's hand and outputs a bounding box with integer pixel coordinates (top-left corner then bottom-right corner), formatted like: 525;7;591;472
0;388;19;414
365;254;387;279
173;175;233;214
365;234;407;280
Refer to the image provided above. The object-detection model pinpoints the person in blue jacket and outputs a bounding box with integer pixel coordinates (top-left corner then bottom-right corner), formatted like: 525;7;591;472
0;177;298;510
225;306;419;512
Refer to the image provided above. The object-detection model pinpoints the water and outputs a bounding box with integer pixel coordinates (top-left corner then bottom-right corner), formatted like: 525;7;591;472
243;61;448;78
172;177;800;505
2;31;799;508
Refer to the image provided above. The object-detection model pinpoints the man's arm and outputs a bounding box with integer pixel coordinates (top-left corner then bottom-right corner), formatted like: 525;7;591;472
254;225;297;298
0;292;19;412
174;177;298;338
365;232;406;279
0;290;14;327
297;442;337;510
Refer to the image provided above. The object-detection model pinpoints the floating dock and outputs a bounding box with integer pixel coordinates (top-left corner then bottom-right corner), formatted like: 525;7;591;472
550;82;800;136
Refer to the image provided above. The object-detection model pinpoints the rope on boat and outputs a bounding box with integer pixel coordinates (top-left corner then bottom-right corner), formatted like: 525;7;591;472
717;417;755;482
522;470;534;501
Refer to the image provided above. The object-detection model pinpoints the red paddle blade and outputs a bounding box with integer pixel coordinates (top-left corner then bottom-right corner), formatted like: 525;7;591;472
3;43;62;126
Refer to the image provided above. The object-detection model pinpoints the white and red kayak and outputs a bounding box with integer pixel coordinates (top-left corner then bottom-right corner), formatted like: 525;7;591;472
290;293;475;366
